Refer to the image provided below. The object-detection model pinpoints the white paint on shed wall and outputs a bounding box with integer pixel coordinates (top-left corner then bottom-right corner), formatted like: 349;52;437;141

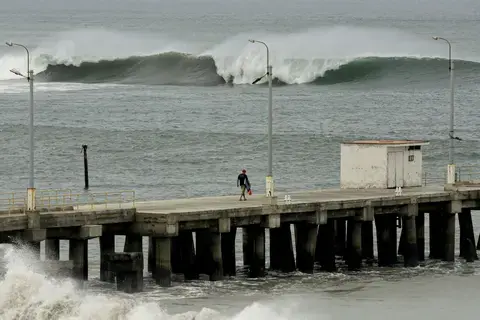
341;141;427;189
340;144;388;188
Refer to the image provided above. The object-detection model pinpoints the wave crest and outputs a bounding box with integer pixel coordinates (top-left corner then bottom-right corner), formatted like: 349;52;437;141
34;53;480;86
1;27;480;86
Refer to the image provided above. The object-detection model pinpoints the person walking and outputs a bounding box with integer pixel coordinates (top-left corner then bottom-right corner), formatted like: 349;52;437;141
237;169;251;201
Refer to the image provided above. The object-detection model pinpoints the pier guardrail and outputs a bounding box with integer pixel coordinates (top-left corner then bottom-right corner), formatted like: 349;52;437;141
0;189;136;214
0;192;26;214
422;172;445;186
457;166;480;183
36;190;136;211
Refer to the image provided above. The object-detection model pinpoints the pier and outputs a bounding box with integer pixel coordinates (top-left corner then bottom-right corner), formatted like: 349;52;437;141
0;140;479;293
1;184;480;291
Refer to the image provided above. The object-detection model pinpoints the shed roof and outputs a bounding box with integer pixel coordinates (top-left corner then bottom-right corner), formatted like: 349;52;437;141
342;139;429;146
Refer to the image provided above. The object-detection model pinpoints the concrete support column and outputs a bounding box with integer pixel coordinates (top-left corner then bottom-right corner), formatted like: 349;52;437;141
45;239;60;260
154;237;171;287
171;236;182;274
70;239;88;281
389;215;398;264
247;225;265;278
429;212;444;259
344;218;353;261
316;219;337;272
416;212;425;261
242;227;252;266
334;219;346;257
398;217;406;256
295;222;318;273
124;234;142;253
348;219;362;271
404;215;418;267
209;231;223;281
221;227;236;277
179;231;198;280
195;230;223;281
100;233;115;282
361;221;374;263
458;208;478;260
148;237;155;273
375;215;396;267
444;213;455;262
269;227;282;271
270;223;296;273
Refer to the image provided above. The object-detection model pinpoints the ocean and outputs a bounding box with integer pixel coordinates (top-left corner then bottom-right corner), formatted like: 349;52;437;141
1;0;480;318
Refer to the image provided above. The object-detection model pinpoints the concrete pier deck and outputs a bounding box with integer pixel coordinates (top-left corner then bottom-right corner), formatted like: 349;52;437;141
1;185;479;235
0;184;479;290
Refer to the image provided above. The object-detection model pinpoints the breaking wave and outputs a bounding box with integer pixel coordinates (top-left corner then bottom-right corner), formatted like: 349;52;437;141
1;27;479;86
34;54;480;86
0;244;327;320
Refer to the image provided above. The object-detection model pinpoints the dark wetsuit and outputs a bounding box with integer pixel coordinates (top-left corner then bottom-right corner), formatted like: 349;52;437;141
237;173;250;187
237;173;250;200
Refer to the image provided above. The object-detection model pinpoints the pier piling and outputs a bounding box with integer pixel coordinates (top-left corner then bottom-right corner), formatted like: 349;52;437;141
361;221;374;263
404;214;418;267
100;234;115;282
221;227;236;277
295;222;317;273
316;219;337;272
105;252;143;293
458;208;477;260
416;212;425;261
70;239;88;281
45;239;60;260
247;225;265;278
348;219;362;271
444;213;456;262
335;219;346;257
154;237;172;287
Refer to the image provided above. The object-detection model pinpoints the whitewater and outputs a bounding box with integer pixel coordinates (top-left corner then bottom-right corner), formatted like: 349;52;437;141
0;244;326;320
1;26;478;85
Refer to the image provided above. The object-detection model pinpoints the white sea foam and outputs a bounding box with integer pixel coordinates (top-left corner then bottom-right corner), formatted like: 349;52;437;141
0;244;330;320
1;26;476;86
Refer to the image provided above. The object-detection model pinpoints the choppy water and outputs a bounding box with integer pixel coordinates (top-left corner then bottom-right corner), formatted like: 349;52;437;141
1;0;480;318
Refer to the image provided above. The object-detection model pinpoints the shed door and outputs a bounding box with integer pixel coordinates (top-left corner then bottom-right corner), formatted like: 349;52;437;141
387;151;404;188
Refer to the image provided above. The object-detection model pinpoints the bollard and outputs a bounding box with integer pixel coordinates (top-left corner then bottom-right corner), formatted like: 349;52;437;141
82;145;89;190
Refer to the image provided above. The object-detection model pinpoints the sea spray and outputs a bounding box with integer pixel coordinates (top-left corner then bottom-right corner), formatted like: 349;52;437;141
0;244;328;320
1;26;478;85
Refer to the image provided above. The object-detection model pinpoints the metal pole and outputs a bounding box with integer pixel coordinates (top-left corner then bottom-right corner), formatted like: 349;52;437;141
29;70;34;190
267;53;273;197
249;39;274;197
82;145;89;190
433;36;455;183
6;42;36;209
448;45;454;167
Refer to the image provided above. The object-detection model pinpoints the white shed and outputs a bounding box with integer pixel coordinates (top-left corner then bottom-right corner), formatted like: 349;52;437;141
340;140;429;189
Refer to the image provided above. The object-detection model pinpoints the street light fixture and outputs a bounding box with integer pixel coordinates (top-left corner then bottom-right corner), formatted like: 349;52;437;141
248;39;274;197
432;36;461;184
6;41;36;210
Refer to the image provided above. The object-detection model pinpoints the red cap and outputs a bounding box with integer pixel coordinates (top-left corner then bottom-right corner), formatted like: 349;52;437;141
242;169;246;173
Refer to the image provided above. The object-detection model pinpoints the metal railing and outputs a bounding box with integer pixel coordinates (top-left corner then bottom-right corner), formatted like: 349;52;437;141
457;166;480;183
422;166;480;186
36;190;136;211
422;172;446;186
0;189;136;213
0;192;27;214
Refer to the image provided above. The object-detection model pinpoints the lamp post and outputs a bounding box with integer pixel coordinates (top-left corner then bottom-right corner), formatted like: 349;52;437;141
248;39;274;197
432;36;457;184
6;41;36;210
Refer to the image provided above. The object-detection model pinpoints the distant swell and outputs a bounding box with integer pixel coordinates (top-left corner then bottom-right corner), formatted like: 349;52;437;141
35;52;480;86
37;52;225;86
